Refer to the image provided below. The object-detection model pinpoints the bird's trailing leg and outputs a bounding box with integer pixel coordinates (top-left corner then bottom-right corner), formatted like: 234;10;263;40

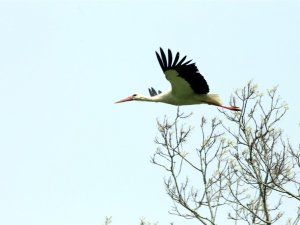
206;100;241;111
204;95;241;111
219;105;241;111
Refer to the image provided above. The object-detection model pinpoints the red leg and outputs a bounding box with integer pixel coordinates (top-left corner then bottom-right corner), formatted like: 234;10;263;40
220;105;241;111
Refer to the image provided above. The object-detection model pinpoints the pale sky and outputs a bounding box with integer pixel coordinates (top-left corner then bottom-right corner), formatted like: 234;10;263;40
0;1;300;225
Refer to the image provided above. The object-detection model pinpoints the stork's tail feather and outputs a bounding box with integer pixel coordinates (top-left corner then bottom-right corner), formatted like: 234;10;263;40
206;94;222;106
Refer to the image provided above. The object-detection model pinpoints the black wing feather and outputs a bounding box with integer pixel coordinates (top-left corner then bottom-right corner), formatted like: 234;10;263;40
167;49;172;67
160;48;167;68
172;52;180;67
183;59;192;65
177;55;187;66
155;48;209;94
148;87;162;97
155;52;165;71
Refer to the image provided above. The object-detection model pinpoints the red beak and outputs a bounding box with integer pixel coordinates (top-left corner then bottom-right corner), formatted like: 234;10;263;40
115;96;133;104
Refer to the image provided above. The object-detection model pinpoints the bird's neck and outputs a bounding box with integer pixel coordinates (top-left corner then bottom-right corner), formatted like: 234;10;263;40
137;95;158;102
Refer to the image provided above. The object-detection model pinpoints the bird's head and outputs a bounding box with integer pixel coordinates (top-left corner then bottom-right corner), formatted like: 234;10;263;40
115;93;142;103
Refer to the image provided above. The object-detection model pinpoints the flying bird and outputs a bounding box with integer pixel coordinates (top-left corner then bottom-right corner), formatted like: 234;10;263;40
115;48;241;111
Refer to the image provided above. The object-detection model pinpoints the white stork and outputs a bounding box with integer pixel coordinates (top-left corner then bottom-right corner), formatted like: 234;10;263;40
115;48;241;111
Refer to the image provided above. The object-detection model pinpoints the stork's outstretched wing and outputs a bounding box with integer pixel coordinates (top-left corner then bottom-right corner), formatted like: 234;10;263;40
155;48;209;97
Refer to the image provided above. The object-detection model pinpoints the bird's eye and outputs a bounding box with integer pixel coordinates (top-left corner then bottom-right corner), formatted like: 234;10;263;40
132;94;137;97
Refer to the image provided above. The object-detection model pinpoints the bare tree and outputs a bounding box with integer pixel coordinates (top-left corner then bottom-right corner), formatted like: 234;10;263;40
152;81;300;225
152;108;230;225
